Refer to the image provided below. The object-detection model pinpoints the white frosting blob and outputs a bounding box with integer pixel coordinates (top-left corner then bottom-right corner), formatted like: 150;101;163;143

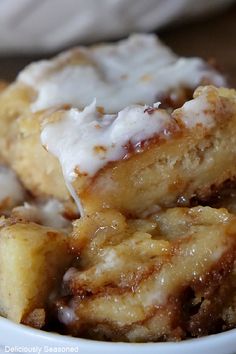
0;166;25;207
174;86;227;128
12;199;70;229
41;100;171;181
58;305;76;325
175;94;215;128
18;34;225;113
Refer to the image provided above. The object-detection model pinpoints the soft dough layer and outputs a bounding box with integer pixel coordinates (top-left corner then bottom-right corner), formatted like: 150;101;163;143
55;207;236;342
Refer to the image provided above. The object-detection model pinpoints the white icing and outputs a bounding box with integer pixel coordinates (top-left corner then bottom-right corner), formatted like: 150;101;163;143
58;297;78;325
173;86;228;128
41;100;171;181
12;199;70;229
18;34;225;114
65;179;84;217
58;305;76;325
175;93;215;128
0;166;25;207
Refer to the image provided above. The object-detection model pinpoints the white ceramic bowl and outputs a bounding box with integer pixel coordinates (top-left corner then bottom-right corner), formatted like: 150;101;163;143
1;317;236;354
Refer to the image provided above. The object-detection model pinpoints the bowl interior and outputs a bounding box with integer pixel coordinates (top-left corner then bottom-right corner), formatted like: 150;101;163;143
1;317;236;354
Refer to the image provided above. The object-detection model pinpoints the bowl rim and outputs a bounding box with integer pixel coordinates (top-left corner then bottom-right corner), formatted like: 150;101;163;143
1;316;236;349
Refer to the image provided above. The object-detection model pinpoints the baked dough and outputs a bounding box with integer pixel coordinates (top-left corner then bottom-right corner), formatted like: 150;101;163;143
0;34;236;341
0;218;72;326
0;35;225;203
42;86;236;217
56;206;236;341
